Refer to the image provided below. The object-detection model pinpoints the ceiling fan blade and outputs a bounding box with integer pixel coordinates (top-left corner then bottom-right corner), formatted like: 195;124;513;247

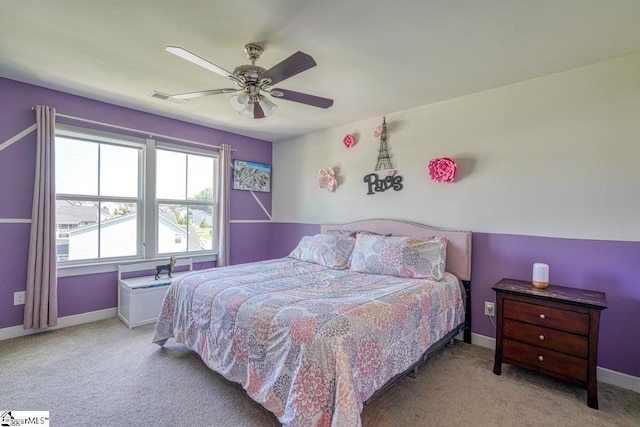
171;88;240;100
253;102;266;119
165;46;243;84
261;51;317;86
270;88;333;109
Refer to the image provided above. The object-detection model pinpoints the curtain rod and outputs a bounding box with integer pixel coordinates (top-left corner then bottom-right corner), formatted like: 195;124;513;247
31;107;236;152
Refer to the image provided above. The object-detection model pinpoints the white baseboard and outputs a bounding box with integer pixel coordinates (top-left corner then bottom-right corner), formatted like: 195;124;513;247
470;332;497;350
0;308;117;341
595;367;640;394
471;332;640;394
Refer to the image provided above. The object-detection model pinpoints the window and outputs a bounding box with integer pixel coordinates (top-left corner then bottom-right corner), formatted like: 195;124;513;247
55;127;143;263
156;146;217;255
55;125;218;265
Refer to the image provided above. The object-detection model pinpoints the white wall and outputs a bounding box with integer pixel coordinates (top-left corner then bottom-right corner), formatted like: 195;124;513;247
272;53;640;242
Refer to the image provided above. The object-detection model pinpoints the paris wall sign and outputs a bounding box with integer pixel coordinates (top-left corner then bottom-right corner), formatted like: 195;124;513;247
364;171;403;195
364;117;403;195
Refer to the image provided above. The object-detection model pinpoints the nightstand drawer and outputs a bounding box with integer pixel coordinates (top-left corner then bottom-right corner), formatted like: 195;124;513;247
503;318;588;357
503;338;588;382
504;299;589;335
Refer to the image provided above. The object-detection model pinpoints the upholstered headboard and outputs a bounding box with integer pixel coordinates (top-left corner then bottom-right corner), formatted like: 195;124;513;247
321;219;472;281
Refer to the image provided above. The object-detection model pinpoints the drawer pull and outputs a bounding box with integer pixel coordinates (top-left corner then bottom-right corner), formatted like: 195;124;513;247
539;314;546;319
538;355;544;362
538;335;545;341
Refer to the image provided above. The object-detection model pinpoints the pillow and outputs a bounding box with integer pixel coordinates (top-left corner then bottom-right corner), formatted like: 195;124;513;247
325;229;391;238
350;234;447;280
353;230;392;237
325;229;356;237
288;234;356;269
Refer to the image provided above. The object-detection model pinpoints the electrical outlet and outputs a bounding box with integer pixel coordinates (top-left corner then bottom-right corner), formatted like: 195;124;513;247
14;291;26;305
484;301;495;316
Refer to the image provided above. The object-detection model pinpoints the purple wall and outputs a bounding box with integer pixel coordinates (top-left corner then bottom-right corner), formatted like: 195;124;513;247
471;232;640;377
271;223;640;378
229;222;319;265
0;77;273;329
229;182;273;265
269;222;321;259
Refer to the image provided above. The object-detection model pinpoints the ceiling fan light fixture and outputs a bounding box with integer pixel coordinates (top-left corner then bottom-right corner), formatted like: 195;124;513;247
232;93;278;118
259;95;278;117
238;104;255;118
230;92;250;112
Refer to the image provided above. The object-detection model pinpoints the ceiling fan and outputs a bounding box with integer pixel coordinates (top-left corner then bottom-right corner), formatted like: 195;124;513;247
164;43;334;119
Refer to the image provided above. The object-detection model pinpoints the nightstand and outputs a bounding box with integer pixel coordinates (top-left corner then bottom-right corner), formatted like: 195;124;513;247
492;278;607;409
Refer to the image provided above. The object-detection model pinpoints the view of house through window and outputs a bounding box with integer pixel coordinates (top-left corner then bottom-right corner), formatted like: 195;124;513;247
55;133;142;262
156;148;217;254
55;126;218;264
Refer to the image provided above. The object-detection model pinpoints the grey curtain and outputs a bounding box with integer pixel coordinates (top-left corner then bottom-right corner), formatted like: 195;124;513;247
217;144;231;267
24;105;58;329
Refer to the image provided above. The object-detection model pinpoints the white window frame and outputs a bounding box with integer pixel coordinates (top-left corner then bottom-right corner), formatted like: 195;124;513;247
55;124;145;266
149;141;219;259
55;125;219;277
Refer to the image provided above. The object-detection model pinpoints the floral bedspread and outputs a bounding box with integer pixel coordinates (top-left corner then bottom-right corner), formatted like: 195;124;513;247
152;258;465;427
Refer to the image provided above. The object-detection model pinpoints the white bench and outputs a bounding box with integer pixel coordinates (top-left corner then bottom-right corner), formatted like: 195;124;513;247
117;258;193;328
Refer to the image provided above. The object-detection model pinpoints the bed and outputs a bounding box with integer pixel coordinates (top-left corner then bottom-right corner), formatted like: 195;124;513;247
153;219;472;426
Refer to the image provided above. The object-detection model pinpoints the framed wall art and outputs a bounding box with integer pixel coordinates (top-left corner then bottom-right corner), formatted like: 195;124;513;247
232;159;271;192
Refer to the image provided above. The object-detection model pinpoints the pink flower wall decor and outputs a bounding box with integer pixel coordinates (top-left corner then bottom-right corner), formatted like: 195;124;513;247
318;168;338;192
428;157;457;183
373;125;383;137
343;134;355;148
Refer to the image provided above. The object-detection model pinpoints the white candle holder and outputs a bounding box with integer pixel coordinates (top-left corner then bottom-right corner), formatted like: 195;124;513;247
532;263;549;289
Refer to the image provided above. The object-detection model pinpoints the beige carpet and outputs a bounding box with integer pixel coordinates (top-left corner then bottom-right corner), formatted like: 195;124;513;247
1;318;638;426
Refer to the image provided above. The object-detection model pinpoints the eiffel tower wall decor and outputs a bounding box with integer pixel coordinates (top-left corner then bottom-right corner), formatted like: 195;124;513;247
364;117;404;195
374;117;393;171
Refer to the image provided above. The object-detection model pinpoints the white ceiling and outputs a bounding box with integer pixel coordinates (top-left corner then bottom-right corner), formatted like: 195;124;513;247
1;1;640;142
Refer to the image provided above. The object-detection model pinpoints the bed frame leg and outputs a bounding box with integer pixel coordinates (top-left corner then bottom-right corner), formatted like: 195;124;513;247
408;367;418;378
462;280;472;344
